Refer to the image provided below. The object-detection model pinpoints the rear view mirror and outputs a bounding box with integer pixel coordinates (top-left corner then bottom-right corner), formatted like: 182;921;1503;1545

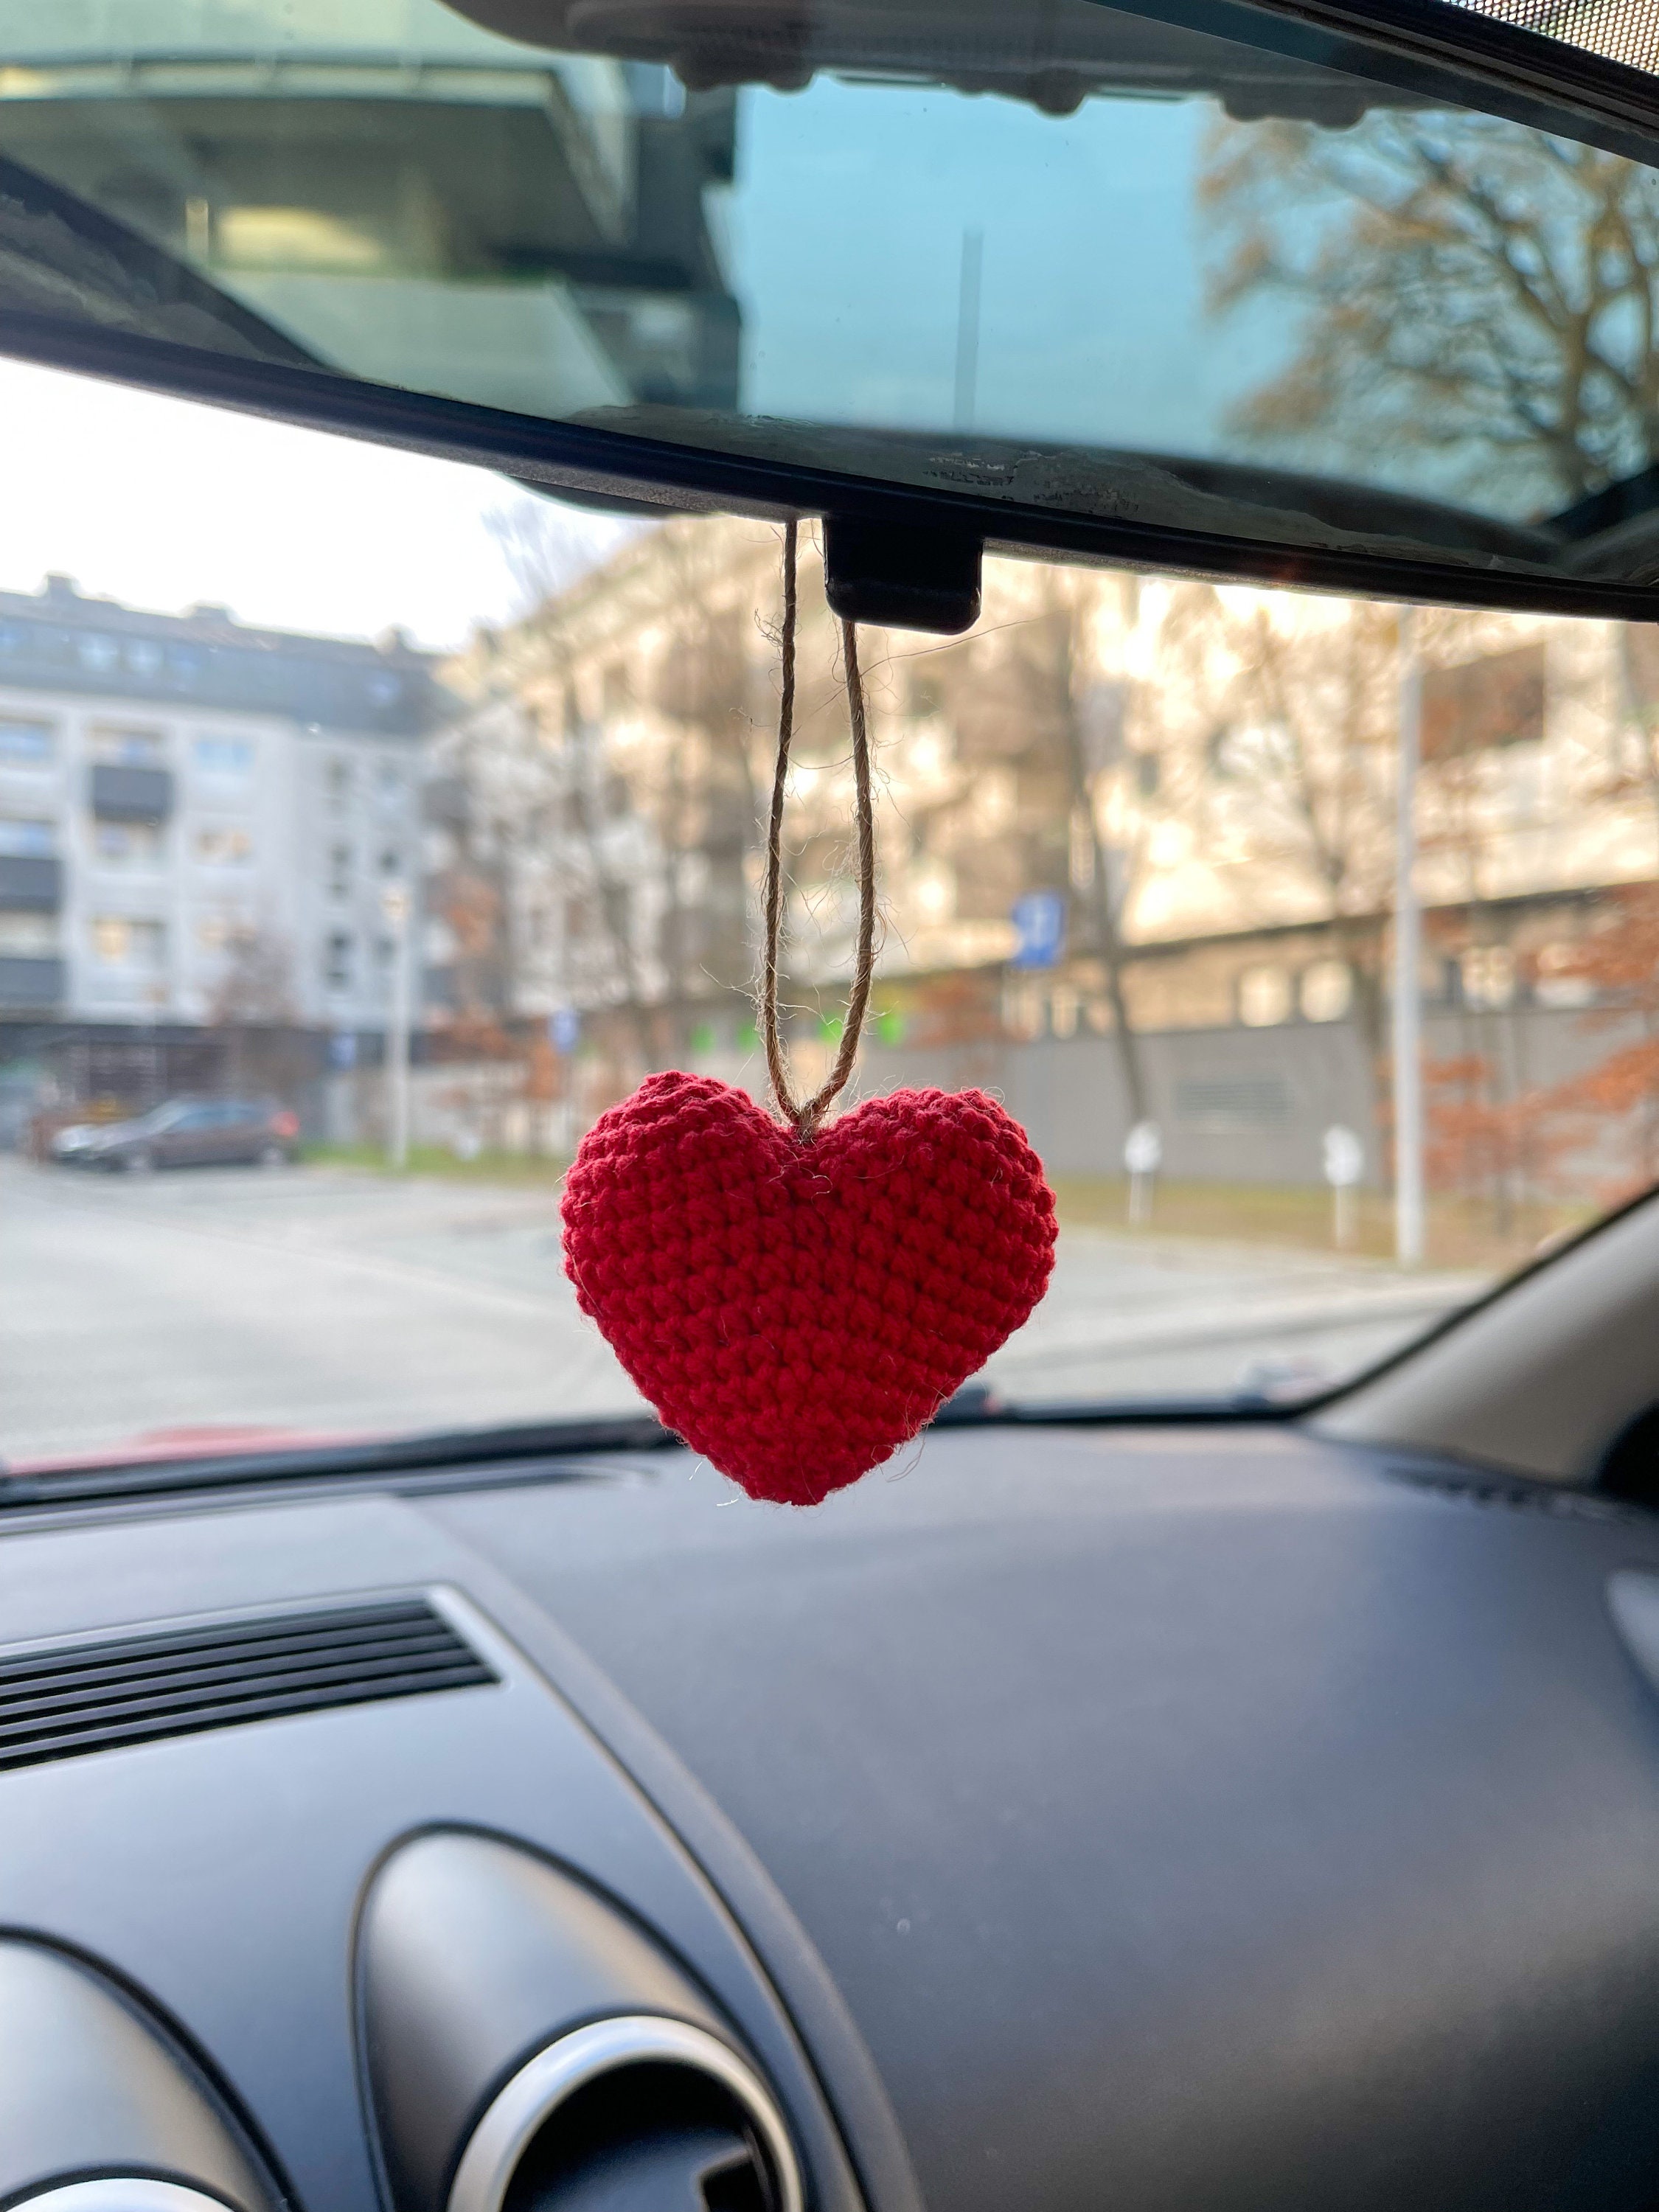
5;0;1659;628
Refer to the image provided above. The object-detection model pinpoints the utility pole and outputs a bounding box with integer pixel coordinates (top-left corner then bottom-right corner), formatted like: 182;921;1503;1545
1394;608;1425;1266
953;226;983;434
381;882;411;1172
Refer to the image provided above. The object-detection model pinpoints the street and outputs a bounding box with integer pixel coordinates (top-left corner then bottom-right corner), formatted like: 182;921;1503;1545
0;1158;1489;1466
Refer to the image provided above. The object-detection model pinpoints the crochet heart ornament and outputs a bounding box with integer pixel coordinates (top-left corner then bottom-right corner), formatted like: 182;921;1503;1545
561;1071;1057;1505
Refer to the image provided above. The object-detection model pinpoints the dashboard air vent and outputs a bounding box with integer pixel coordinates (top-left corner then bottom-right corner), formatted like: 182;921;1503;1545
0;1598;495;1773
448;2017;802;2212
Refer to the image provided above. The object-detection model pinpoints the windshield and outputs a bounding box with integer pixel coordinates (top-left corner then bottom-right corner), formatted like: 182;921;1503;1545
0;358;1654;1472
4;1;1659;591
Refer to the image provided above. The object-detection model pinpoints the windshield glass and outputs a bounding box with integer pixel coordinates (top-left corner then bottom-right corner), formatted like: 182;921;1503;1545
4;1;1659;591
1;360;1656;1470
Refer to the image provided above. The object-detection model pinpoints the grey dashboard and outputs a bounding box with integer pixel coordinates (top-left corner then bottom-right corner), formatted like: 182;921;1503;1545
4;1425;1659;2212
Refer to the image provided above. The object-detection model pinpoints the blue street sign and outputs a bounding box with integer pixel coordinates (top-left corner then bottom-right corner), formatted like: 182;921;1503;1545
549;1007;580;1055
1011;891;1066;970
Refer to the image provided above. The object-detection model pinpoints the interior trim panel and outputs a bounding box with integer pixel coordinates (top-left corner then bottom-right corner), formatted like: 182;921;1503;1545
3;1427;1659;2212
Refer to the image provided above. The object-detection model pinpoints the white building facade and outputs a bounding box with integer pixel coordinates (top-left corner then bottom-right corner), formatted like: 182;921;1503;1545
0;577;447;1044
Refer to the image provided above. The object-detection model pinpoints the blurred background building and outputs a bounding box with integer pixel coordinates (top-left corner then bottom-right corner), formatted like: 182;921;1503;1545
9;507;1659;1219
430;514;1659;1206
0;574;448;1130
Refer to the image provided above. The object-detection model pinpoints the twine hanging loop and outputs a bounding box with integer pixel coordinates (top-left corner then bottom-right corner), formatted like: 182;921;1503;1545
759;519;876;1138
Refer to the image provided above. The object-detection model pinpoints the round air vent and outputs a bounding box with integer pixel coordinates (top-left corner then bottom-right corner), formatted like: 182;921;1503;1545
447;2016;804;2212
12;2188;241;2211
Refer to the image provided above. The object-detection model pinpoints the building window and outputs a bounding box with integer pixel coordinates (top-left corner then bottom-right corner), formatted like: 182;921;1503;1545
127;639;162;678
1534;942;1596;1009
90;916;166;967
375;760;406;812
194;825;254;866
1422;645;1545;759
1300;960;1353;1023
325;932;354;990
0;818;54;857
195;915;238;951
0;718;53;764
77;634;119;673
1461;944;1517;1009
378;845;402;876
193;734;255;780
1238;964;1293;1027
328;843;352;898
0;914;56;955
89;725;165;766
94;821;165;867
327;759;352;812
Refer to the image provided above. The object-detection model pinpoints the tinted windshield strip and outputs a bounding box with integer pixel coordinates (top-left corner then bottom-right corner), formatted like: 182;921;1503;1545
14;308;1659;627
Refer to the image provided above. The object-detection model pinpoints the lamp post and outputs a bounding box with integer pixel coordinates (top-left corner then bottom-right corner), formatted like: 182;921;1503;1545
1394;609;1425;1267
380;882;411;1172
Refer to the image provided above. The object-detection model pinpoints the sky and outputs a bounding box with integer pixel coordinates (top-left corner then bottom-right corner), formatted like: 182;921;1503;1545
0;358;637;651
730;78;1274;454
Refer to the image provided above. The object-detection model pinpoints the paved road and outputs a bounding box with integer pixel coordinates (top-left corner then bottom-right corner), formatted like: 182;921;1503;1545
0;1158;1489;1465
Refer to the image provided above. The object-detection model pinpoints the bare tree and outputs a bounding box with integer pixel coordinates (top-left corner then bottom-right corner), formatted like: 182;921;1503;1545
207;924;307;1100
206;924;297;1027
1150;585;1401;1054
484;495;647;617
1009;572;1152;1121
1203;111;1659;509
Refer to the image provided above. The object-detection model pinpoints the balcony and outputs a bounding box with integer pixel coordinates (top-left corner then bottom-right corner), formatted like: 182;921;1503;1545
90;764;173;822
0;855;61;911
0;956;63;1009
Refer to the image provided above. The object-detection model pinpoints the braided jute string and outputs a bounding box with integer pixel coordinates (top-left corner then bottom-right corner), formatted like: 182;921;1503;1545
759;519;876;1138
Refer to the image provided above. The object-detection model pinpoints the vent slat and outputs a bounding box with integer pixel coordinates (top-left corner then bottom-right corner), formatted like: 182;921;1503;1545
0;1599;441;1687
0;1641;484;1746
0;1601;497;1773
0;1663;493;1773
0;1624;465;1723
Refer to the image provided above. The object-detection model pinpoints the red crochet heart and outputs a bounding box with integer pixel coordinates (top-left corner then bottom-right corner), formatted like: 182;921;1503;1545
561;1072;1057;1506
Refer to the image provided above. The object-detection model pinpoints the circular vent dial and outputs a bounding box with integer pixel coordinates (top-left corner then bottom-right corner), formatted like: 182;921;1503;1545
448;2017;804;2212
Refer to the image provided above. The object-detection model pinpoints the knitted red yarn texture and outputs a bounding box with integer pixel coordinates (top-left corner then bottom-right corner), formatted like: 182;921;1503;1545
561;1071;1057;1506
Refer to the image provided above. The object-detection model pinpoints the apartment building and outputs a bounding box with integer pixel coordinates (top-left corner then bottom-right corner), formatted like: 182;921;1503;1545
0;577;450;1045
433;517;1659;1188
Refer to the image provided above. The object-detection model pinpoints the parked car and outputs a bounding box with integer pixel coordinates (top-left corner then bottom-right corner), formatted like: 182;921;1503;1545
46;1121;102;1164
66;1098;300;1173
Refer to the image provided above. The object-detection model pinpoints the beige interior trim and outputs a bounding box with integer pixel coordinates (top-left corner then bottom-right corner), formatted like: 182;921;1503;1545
1310;1191;1659;1482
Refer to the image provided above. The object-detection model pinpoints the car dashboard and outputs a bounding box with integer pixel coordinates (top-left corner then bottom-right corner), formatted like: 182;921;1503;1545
6;1424;1659;2212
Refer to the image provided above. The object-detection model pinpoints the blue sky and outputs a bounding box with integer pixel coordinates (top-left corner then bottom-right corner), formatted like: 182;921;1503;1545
728;79;1265;453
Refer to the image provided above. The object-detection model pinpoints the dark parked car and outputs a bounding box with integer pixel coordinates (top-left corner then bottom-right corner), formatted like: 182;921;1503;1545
59;1098;300;1173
